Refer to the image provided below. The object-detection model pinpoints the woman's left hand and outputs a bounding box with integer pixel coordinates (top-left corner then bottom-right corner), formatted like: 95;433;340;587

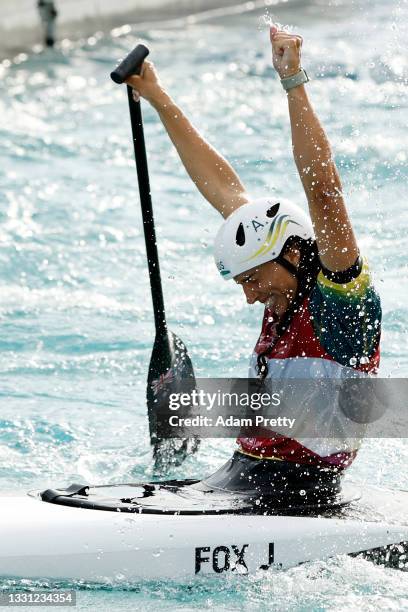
270;24;303;79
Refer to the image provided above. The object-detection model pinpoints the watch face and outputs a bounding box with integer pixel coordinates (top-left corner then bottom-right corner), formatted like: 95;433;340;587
282;70;308;90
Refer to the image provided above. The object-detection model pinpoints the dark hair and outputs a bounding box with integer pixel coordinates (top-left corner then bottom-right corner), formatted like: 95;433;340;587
256;238;321;379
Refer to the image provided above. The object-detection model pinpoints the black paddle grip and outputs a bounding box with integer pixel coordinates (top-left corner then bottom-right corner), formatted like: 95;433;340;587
110;44;150;84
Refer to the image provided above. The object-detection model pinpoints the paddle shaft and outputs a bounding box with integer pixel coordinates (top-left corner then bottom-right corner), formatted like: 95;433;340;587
111;45;167;337
126;86;167;337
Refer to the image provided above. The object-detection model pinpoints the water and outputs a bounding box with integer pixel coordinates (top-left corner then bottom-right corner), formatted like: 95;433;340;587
0;0;407;608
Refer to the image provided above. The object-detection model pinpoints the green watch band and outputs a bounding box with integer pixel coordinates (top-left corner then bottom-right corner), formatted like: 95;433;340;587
280;68;309;91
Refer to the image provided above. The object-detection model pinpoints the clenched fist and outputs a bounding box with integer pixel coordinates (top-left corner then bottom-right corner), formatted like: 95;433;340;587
270;24;303;79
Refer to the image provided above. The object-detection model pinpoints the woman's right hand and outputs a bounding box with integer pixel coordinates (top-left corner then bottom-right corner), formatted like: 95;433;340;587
125;60;168;109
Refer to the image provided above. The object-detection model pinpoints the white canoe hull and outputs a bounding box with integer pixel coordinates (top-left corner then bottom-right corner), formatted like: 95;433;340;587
0;490;407;581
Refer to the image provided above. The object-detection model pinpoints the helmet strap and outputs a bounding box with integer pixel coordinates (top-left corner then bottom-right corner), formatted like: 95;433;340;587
274;254;299;278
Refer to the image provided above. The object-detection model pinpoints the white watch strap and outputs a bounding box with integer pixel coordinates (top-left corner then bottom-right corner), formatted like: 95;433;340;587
280;68;309;91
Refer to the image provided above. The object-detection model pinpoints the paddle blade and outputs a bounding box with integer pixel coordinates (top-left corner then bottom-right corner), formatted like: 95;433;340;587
146;330;200;470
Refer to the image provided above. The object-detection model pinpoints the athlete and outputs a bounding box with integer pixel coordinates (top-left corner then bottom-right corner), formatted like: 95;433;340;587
127;25;382;505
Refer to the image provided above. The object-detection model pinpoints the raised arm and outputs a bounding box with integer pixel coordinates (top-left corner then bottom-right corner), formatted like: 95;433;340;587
126;62;248;218
270;25;359;272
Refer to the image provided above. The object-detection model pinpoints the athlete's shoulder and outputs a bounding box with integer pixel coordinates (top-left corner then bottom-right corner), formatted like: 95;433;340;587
314;256;380;304
308;256;381;369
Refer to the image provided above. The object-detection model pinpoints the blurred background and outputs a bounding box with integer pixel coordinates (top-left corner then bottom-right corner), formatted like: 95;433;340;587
1;0;274;57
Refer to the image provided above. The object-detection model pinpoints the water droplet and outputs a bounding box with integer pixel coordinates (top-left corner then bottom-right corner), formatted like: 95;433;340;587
202;315;215;325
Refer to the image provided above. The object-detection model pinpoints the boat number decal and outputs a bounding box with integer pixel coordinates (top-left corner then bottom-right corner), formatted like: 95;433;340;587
195;543;275;574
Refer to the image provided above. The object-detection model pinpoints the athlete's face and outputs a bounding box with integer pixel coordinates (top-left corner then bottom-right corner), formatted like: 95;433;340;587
234;249;300;319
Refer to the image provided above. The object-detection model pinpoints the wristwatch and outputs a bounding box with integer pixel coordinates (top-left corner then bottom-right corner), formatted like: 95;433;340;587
280;68;309;91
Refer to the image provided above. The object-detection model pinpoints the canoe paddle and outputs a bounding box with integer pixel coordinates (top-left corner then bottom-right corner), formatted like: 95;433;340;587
111;45;199;470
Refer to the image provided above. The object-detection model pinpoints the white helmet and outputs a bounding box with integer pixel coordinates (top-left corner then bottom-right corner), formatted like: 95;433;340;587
214;197;314;280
